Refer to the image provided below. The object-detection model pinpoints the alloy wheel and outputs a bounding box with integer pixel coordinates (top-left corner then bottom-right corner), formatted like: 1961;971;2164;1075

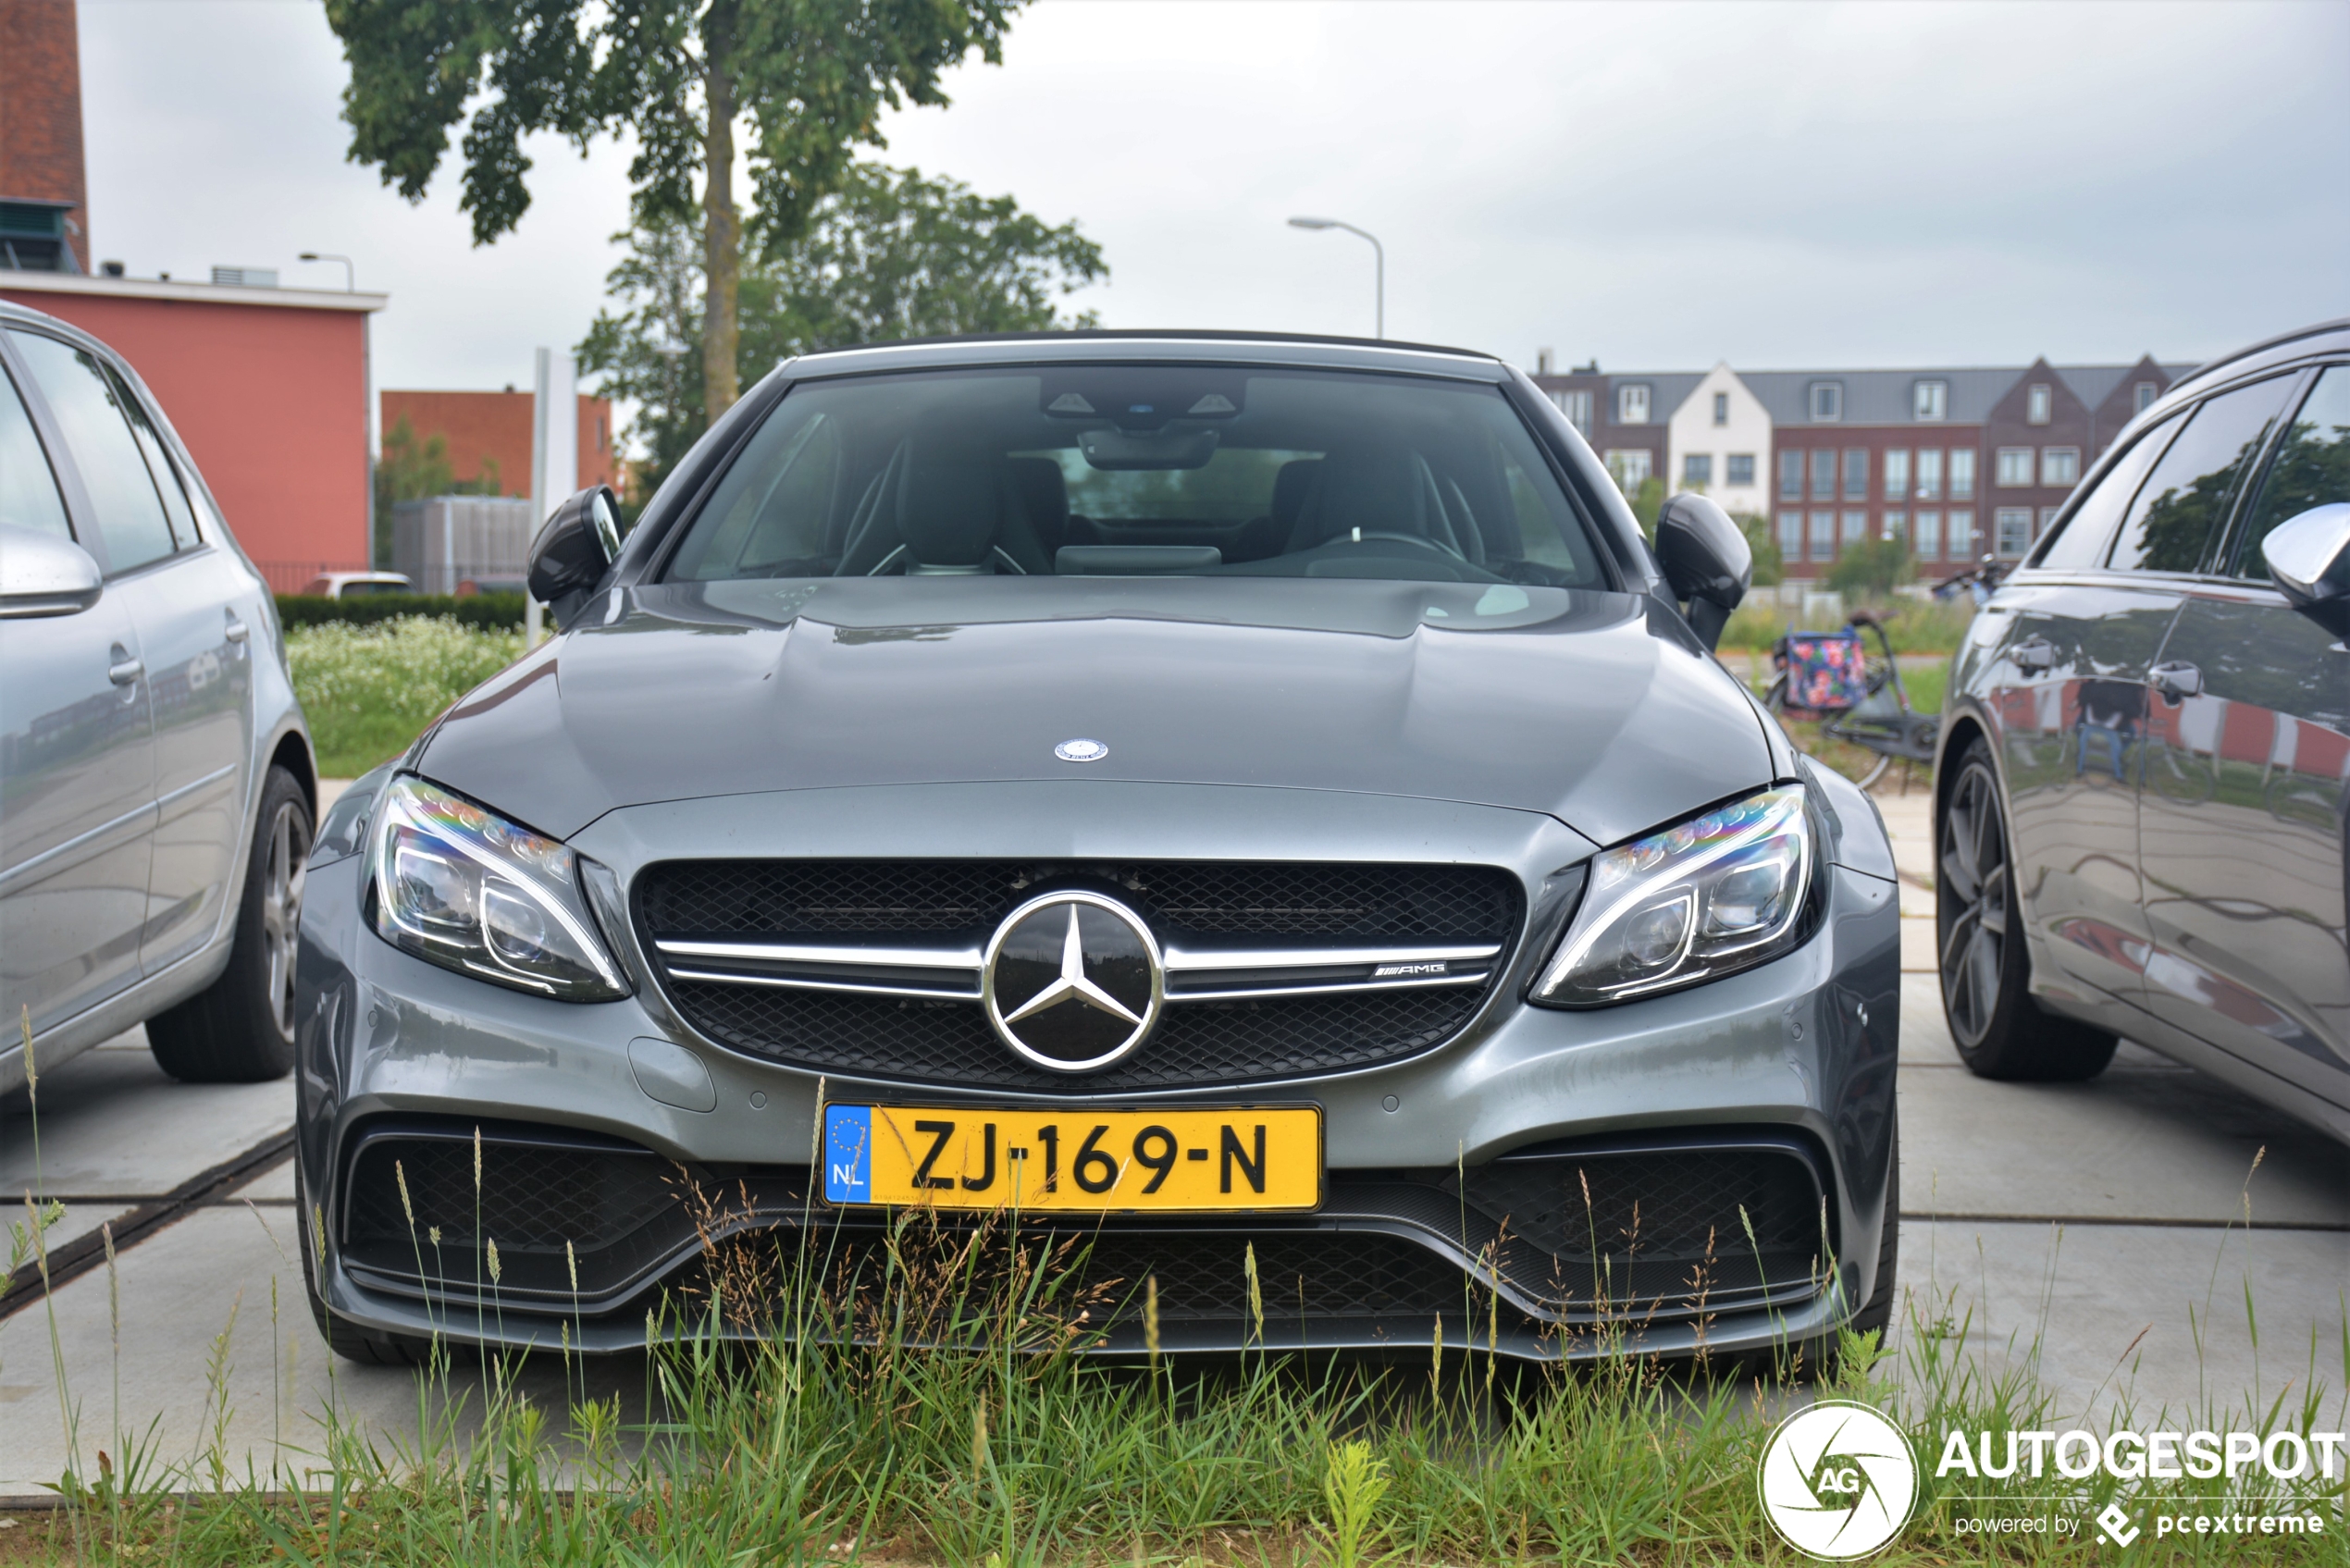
260;799;311;1039
1937;760;2009;1047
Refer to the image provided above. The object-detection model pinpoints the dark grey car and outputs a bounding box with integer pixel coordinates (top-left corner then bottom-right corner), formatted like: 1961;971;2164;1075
1934;318;2350;1143
295;333;1900;1364
1;301;316;1093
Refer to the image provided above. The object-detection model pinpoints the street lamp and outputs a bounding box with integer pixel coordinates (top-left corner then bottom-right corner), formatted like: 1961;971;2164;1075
299;251;355;291
1286;216;1383;339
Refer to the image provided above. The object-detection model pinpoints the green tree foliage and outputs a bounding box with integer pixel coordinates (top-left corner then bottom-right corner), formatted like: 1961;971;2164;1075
372;417;512;565
1731;511;1783;587
1626;475;1667;540
580;162;1105;497
1824;532;1914;600
323;0;1018;424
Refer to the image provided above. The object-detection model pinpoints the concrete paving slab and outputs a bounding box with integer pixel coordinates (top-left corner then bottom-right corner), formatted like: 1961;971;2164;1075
1899;1057;2350;1227
1890;1218;2350;1429
229;1160;300;1203
0;1204;640;1496
1899;917;1936;973
1;1036;293;1203
1874;791;1936;884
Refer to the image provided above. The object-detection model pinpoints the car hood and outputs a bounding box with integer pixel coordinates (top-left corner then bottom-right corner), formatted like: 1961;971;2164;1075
417;576;1775;846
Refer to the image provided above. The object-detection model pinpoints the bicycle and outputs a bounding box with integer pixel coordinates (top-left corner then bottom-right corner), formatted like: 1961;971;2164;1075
1762;610;1941;791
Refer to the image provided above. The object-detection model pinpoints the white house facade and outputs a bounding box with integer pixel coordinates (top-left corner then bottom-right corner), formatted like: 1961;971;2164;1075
1665;363;1773;519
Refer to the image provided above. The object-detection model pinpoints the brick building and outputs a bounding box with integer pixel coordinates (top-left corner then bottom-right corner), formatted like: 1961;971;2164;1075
380;388;621;498
1530;355;2195;579
0;0;90;273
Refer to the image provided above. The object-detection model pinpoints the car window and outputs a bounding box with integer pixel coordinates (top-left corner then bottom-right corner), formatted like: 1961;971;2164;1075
2104;375;2295;574
2029;412;2182;573
665;366;1607;588
113;370;202;549
7;329;179;574
2232;364;2350;581
0;364;72;541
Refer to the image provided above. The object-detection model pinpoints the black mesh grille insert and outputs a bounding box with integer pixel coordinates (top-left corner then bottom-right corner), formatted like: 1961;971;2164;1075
640;859;1522;1092
1466;1148;1824;1266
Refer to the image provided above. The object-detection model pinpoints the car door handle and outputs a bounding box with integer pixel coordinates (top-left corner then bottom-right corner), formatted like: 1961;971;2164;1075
2150;661;2203;702
108;656;144;685
2010;636;2056;673
223;613;249;643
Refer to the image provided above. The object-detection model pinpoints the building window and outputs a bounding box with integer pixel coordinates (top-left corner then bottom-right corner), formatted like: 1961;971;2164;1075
1809;450;1836;501
1884;449;1911;501
1915;510;1942;560
1552;389;1593;435
1915;449;1942;501
1809;382;1843;422
1683;452;1713;488
2133;381;2157;414
1949;509;1975;557
1842;449;1869;501
1841;510;1868;547
1617;384;1651;425
1605;449;1652;491
2041;447;2080;488
1884;510;1908;544
1778;450;1803;502
1913;380;1948;422
1726;453;1755;488
1996;447;2035;488
1809;512;1835;562
1995;507;2034;556
1776;512;1802;560
1712;390;1729;426
1949;448;1976;500
2026;383;2052;426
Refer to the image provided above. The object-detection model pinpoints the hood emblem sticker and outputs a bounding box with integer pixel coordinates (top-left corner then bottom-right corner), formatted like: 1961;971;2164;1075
1054;738;1108;763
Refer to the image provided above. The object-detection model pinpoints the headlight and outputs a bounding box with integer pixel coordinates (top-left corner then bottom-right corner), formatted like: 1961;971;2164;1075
366;774;625;1001
1531;784;1812;1006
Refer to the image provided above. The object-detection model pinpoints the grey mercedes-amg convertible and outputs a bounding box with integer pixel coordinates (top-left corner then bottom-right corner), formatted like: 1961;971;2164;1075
294;332;1900;1364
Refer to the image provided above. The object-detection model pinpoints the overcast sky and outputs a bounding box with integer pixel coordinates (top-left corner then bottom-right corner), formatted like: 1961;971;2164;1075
78;0;2348;435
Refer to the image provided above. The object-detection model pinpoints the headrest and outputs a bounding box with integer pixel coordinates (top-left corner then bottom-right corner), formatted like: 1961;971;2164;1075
1003;457;1070;548
1271;459;1321;527
897;455;1001;568
1291;444;1428;550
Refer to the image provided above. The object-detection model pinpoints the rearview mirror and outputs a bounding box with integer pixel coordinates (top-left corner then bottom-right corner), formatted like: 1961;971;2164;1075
0;525;104;618
526;485;624;628
1653;493;1751;650
2261;503;2350;638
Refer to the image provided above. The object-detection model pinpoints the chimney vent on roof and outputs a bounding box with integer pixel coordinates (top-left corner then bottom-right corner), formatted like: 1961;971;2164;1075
1536;347;1554;377
100;260;124;278
211;265;278;288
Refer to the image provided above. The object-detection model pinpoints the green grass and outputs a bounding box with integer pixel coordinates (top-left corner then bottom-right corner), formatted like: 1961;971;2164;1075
1720;596;1978;657
9;1193;2344;1566
287;617;525;779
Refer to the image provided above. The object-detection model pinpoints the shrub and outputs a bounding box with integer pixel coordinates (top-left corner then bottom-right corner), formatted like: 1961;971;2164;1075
288;616;525;778
275;592;527;632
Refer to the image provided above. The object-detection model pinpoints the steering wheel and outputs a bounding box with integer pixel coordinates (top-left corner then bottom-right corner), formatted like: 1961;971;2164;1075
1343;530;1466;563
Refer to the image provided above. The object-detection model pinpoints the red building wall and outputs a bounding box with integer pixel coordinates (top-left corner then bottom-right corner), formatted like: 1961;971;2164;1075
381;389;620;497
1;279;377;574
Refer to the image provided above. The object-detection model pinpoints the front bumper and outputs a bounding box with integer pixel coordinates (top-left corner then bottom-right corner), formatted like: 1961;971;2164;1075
294;780;1899;1361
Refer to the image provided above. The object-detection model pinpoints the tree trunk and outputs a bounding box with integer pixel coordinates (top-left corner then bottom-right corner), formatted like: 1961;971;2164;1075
700;4;741;421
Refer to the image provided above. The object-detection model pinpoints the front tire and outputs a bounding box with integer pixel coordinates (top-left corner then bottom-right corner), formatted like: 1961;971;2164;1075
1936;740;2117;1081
148;765;311;1083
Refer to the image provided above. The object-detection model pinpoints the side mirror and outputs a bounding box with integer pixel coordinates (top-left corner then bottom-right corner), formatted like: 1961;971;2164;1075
2262;503;2350;638
0;525;104;619
1653;492;1752;650
526;485;624;629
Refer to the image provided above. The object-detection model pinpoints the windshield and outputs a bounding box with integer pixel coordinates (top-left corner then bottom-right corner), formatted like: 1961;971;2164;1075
663;365;1607;588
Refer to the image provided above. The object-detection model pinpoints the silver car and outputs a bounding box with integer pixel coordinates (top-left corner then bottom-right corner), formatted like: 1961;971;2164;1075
296;334;1900;1366
1;301;315;1091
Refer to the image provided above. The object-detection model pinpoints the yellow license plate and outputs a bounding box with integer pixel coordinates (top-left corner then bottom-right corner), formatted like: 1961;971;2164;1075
821;1104;1323;1214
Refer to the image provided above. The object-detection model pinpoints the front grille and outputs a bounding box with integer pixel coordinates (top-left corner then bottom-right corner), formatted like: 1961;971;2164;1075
640;859;1522;1092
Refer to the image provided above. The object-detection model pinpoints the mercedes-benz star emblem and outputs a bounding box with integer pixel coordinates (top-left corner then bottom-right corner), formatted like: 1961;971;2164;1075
1054;738;1108;763
982;891;1163;1072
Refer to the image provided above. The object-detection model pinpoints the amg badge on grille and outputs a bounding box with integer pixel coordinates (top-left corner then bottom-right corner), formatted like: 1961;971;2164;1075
982;892;1163;1071
1054;737;1108;762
